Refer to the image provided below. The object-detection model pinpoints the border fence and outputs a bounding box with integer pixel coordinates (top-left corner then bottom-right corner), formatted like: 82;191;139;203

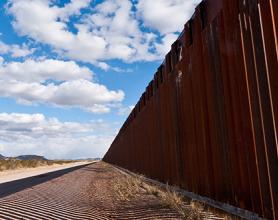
103;0;278;219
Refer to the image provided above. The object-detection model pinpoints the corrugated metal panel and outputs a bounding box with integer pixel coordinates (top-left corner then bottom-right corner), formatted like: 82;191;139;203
103;0;278;219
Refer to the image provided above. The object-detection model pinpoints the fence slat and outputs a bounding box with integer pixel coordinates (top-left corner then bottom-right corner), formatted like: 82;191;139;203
103;0;278;218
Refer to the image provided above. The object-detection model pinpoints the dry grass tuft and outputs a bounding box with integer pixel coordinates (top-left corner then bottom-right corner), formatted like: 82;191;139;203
112;172;205;219
113;175;144;201
0;159;76;172
223;215;236;220
144;183;204;219
182;200;204;220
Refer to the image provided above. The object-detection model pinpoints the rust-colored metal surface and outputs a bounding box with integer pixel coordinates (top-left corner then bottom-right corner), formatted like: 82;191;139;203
103;0;278;219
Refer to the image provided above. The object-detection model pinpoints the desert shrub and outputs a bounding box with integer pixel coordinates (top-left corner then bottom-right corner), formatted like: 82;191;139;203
0;159;77;171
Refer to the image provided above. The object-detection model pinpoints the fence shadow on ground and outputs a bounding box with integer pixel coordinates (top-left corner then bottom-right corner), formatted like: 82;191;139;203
0;163;93;198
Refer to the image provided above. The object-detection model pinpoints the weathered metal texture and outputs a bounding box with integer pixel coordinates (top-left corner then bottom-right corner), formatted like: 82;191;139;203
103;0;278;219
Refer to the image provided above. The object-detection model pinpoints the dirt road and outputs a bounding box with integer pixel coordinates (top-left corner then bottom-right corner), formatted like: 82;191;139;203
0;162;226;219
0;162;92;184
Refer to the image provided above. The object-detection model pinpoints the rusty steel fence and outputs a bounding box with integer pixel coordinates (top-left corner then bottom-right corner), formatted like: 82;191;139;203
103;0;278;219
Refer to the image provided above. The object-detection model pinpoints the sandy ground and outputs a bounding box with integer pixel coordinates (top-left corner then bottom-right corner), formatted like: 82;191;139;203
0;161;92;184
0;162;183;219
0;162;227;219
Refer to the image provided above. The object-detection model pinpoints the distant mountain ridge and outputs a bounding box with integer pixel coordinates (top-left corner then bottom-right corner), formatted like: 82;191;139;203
16;155;47;161
0;154;47;160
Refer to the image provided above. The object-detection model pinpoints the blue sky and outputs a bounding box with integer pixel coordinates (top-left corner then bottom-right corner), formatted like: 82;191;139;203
0;0;200;159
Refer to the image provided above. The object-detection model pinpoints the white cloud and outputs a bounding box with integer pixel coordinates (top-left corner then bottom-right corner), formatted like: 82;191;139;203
136;0;201;34
118;105;134;115
96;61;133;73
0;113;116;159
0;41;9;54
0;144;4;152
0;58;124;113
0;79;124;113
6;0;107;62
0;40;34;57
77;0;159;62
58;0;91;22
6;0;199;64
154;33;179;57
0;58;93;82
97;62;110;71
9;44;35;58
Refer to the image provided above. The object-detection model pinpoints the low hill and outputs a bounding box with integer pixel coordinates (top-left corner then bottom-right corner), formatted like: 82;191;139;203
15;155;47;161
0;154;47;161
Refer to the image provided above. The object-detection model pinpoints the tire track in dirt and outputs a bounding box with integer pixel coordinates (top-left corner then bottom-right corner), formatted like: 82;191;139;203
0;162;183;219
0;162;226;219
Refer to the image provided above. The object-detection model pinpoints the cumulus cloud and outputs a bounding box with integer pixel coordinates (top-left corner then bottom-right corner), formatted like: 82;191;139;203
0;57;124;113
0;113;116;159
0;58;92;82
58;0;91;22
136;0;201;34
0;79;124;113
83;0;160;62
0;40;34;57
6;0;123;63
6;0;200;64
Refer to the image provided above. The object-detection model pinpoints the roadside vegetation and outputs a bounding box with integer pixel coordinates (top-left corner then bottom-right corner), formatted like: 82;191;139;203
113;174;205;219
111;164;236;220
0;159;76;172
